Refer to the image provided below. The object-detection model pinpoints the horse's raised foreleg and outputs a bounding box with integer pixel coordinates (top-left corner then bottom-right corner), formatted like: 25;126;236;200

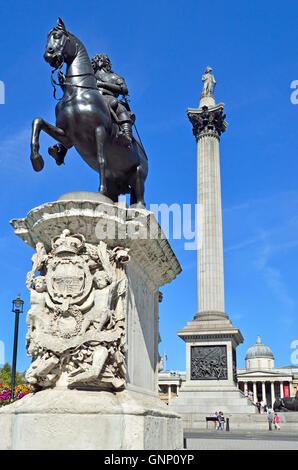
30;117;72;172
95;126;107;194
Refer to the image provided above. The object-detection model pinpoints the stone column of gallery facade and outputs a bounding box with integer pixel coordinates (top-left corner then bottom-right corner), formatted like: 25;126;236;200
170;79;258;424
238;379;292;407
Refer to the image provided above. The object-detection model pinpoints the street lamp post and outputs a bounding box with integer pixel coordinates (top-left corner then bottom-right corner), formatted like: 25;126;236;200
11;293;24;399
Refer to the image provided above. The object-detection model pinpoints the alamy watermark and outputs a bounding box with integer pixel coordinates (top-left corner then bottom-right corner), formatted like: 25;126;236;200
290;340;298;365
290;80;298;104
93;202;204;251
0;81;4;104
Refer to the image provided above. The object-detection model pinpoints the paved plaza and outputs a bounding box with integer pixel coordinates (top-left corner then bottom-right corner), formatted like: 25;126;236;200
184;430;298;450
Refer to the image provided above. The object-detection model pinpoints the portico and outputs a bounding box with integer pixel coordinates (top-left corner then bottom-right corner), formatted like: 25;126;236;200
237;336;294;407
237;374;293;407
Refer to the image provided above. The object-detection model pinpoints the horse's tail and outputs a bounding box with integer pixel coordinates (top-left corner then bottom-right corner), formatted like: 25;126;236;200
133;136;148;161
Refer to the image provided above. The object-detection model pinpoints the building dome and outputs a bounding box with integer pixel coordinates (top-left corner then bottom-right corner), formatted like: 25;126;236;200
245;336;274;360
245;336;274;370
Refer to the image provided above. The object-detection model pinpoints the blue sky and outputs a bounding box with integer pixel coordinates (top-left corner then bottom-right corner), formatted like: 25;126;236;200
0;0;297;374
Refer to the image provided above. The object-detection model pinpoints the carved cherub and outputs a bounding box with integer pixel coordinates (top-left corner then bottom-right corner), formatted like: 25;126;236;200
26;276;50;347
26;242;47;289
79;270;112;334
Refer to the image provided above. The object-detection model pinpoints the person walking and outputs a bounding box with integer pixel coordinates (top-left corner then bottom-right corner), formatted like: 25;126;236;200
267;409;274;431
273;413;281;430
217;412;225;431
213;412;218;430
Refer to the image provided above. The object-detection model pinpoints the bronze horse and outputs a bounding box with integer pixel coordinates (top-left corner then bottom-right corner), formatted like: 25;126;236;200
30;18;148;207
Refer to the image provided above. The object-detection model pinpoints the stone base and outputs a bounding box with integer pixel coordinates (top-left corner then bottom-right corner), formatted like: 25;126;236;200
182;411;298;432
183;413;268;431
0;388;183;450
171;388;257;415
172;311;251;431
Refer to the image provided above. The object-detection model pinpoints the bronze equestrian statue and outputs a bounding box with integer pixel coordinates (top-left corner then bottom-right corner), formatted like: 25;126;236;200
30;18;148;207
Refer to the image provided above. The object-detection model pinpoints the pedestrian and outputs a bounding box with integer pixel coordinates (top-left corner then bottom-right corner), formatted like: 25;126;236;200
217;412;225;431
213;412;218;430
267;409;274;430
273;413;280;430
256;402;261;413
264;403;268;414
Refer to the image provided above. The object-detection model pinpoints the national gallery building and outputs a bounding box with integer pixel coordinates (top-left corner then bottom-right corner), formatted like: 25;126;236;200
158;336;298;408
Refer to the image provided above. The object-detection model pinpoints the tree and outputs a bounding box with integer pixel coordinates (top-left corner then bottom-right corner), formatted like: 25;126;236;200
0;363;27;386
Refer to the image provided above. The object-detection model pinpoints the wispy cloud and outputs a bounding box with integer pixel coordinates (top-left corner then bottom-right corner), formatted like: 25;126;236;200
0;108;53;174
254;246;295;311
223;202;250;213
223;192;298;315
225;233;267;253
0;126;31;173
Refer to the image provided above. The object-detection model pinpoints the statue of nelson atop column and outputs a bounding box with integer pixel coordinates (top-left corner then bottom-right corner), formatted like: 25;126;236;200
201;65;216;97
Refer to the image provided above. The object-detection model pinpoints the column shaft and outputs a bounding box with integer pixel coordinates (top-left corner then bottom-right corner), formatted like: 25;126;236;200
168;384;172;404
271;382;275;407
290;381;294;397
262;382;266;402
253;382;257;402
196;134;225;315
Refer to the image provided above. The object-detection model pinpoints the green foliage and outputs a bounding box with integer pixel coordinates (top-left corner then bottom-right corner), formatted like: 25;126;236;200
0;363;27;386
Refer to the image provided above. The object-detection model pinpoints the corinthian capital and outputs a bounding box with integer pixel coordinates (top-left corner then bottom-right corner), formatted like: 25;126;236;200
187;105;227;140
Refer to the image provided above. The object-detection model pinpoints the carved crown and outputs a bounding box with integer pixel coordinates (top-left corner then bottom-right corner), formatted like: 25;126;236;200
52;230;85;255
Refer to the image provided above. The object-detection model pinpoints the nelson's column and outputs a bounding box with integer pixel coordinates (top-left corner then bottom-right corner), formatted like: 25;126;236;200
170;67;257;426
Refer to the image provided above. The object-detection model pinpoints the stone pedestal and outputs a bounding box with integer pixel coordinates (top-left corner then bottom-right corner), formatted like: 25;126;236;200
0;389;182;450
0;193;183;450
170;316;257;424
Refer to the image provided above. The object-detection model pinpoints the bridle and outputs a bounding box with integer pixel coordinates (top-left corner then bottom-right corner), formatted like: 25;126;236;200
51;69;97;100
49;33;97;100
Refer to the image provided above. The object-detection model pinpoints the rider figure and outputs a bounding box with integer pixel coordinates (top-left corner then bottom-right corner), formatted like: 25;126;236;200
48;54;133;165
91;53;133;148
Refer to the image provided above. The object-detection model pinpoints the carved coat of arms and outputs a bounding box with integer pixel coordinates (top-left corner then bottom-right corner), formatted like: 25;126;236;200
25;229;130;391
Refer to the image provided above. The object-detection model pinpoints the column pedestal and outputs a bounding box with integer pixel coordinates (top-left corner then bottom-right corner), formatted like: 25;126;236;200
170;316;257;421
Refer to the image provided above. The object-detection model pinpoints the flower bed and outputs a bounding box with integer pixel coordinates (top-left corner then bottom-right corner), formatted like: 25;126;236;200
0;383;33;406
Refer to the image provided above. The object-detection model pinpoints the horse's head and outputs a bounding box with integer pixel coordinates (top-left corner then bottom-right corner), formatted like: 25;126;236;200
44;18;77;69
